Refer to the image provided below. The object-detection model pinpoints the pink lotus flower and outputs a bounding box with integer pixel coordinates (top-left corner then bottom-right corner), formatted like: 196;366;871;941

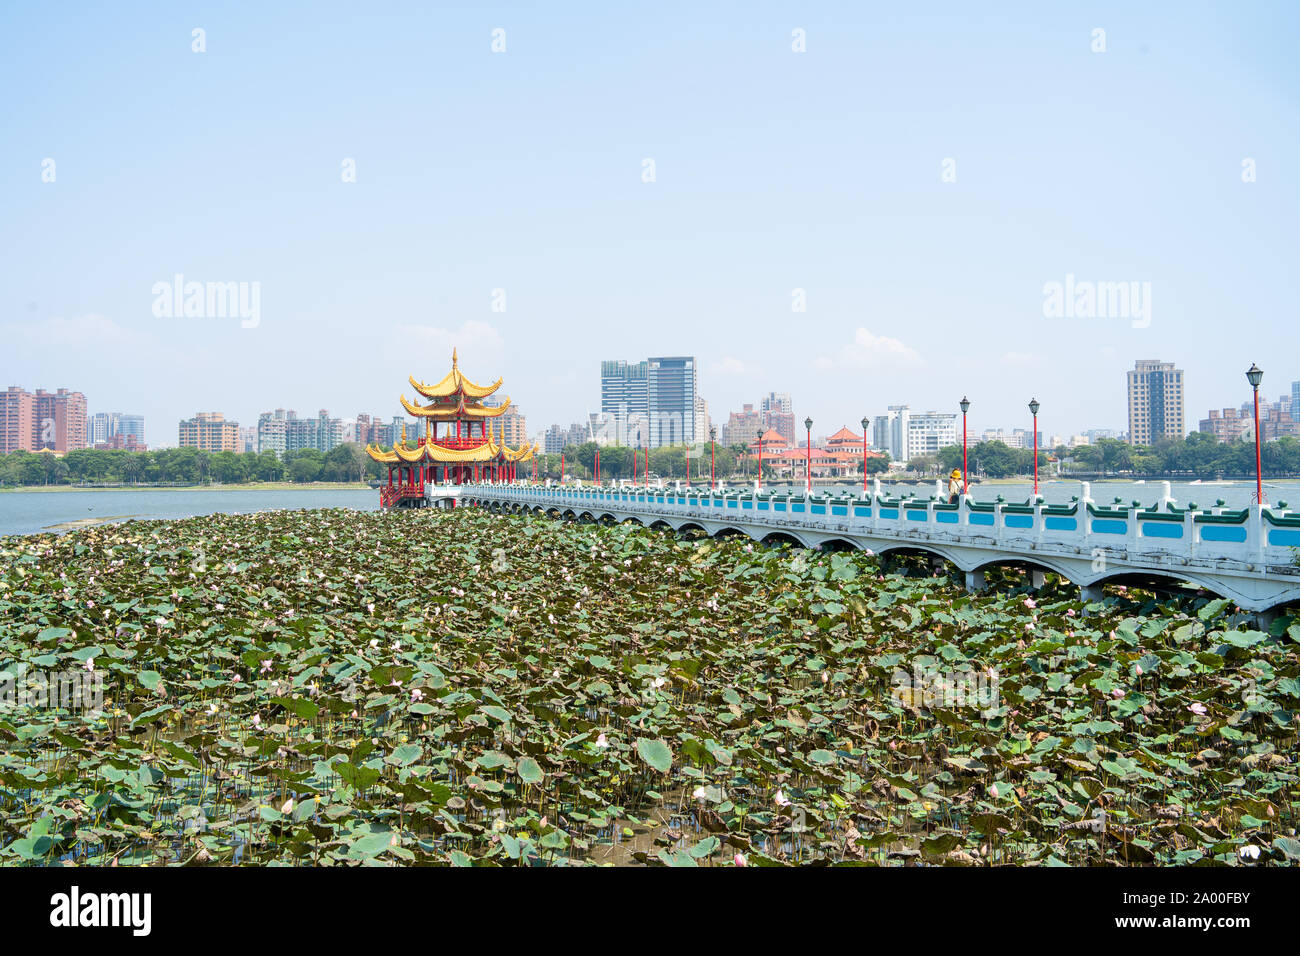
1024;598;1036;609
595;733;609;749
988;783;1000;799
774;789;791;808
1188;702;1207;716
1135;664;1143;676
734;853;748;867
1111;688;1126;699
251;713;261;727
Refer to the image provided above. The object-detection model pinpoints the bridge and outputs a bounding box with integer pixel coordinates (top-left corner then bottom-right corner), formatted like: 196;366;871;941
427;479;1300;616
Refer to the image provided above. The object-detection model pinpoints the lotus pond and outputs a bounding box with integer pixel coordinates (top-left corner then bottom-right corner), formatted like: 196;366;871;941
1;507;1297;866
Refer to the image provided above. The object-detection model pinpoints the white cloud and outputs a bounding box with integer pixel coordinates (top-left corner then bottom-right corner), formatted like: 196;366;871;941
709;356;752;376
816;327;922;369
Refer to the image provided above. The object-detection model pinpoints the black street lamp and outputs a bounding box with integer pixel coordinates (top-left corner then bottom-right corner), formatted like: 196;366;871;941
959;396;971;494
860;416;870;493
804;416;814;494
1028;398;1041;498
1246;364;1264;504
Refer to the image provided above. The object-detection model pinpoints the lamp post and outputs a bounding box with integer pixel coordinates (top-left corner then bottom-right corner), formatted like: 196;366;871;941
595;448;600;486
804;416;813;494
560;452;564;485
1028;398;1040;498
757;431;763;491
1247;363;1264;504
709;426;716;489
860;416;870;493
959;396;970;494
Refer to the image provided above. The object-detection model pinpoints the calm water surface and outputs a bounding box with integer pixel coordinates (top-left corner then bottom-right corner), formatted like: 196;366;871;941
3;479;1298;537
0;488;378;536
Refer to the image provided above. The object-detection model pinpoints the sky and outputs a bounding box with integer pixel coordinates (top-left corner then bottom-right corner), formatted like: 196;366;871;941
2;1;1298;447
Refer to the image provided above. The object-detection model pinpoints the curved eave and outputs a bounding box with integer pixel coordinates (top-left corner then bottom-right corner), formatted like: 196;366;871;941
408;372;504;401
400;394;511;418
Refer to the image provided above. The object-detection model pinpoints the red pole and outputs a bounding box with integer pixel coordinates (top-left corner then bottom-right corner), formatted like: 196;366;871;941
710;440;715;489
862;429;867;493
962;410;968;494
560;453;565;484
1254;385;1263;504
758;435;763;491
595;448;600;485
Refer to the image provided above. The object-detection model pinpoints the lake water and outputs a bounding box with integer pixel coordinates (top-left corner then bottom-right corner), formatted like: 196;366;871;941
0;488;378;536
3;479;1298;537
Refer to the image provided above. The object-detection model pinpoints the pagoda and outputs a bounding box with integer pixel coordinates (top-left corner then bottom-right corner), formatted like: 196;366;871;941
367;350;538;507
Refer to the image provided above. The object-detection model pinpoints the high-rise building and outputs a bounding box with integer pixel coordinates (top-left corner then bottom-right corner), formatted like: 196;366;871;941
89;412;112;446
722;404;763;447
1127;360;1185;445
484;397;528;448
905;411;959;461
600;359;649;444
118;414;146;445
694;396;710;445
646;356;696;448
178;412;240;452
1;386;90;453
256;408;344;454
89;411;146;449
873;405;910;462
258;409;289;456
600;356;696;448
28;388;88;452
760;391;795;445
1;387;35;454
1198;408;1252;442
543;422;589;455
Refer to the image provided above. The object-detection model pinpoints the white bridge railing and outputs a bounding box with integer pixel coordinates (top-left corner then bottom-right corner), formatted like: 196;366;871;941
451;479;1300;612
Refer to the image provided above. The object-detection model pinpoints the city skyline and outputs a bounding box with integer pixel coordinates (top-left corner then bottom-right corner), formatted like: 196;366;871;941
4;4;1298;446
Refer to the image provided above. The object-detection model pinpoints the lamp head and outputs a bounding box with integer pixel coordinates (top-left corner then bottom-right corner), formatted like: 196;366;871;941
959;396;970;414
1246;363;1263;388
1028;398;1040;417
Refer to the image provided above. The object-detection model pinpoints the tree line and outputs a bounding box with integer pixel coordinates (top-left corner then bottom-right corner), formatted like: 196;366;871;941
0;444;383;487
924;434;1300;479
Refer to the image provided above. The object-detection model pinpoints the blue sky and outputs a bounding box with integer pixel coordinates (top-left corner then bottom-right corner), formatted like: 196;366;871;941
2;1;1297;446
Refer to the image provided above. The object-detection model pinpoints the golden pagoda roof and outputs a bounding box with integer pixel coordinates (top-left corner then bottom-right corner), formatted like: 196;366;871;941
365;422;537;465
400;393;511;419
409;349;502;400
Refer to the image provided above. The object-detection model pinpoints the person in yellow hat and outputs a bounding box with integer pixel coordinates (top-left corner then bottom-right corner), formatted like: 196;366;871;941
947;468;963;504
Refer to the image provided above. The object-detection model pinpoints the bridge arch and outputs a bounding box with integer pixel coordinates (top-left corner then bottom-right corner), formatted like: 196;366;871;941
817;537;859;553
760;530;806;549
